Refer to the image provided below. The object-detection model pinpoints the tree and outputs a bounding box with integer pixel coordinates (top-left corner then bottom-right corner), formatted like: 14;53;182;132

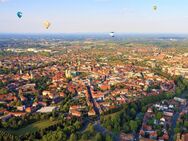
105;134;113;141
174;127;180;134
35;76;51;91
147;118;154;126
175;87;181;95
105;125;111;131
156;112;163;120
81;133;89;140
130;108;136;117
50;116;54;121
157;130;163;137
184;121;188;128
74;121;81;130
123;123;130;133
69;133;77;141
94;133;103;141
114;122;120;132
0;81;5;88
129;120;138;132
16;100;22;106
0;88;8;94
141;106;147;113
87;123;95;133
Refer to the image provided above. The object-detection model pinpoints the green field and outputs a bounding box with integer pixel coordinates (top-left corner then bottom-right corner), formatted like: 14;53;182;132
6;120;59;136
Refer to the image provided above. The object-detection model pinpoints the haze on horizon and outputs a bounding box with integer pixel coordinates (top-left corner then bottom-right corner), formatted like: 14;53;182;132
0;0;188;34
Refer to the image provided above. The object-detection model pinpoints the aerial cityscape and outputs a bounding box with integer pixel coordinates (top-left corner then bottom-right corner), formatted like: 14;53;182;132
1;0;188;141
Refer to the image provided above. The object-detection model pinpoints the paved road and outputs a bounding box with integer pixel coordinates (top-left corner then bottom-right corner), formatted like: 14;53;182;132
169;89;188;141
86;85;100;117
169;112;179;141
83;86;188;141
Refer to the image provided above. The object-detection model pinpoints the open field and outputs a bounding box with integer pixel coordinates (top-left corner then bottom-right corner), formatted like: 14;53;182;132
3;120;59;136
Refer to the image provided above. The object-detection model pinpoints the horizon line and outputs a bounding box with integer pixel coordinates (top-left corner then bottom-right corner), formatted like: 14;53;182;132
1;32;188;35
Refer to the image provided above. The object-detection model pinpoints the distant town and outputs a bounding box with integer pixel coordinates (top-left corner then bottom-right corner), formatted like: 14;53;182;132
0;34;188;141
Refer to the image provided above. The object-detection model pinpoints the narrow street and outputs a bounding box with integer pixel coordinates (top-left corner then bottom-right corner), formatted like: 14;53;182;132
83;86;188;141
86;85;100;118
169;112;179;141
169;89;188;141
86;84;120;140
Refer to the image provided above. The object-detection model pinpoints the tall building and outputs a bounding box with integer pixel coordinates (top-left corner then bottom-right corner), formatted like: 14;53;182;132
65;70;72;79
19;69;23;75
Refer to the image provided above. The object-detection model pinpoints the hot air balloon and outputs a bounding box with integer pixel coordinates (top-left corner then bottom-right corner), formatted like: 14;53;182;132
109;32;115;37
17;11;22;18
153;5;157;11
43;21;51;29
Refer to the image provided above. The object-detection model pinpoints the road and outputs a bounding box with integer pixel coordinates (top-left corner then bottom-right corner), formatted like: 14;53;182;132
83;85;188;141
86;85;121;140
169;89;188;141
169;112;179;141
86;85;100;117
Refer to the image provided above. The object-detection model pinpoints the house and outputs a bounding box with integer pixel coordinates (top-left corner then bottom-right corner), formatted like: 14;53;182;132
150;131;157;140
0;109;6;115
37;106;58;113
88;109;96;116
42;90;51;96
147;108;153;113
99;84;110;91
177;133;188;141
0;94;8;101
162;133;169;140
21;83;36;92
0;114;12;121
160;117;166;125
92;93;104;102
25;107;37;113
25;107;32;113
169;104;174;109
9;112;26;117
17;105;25;111
32;102;39;107
119;133;134;141
59;92;65;97
143;124;152;131
163;111;173;117
70;110;82;117
174;97;187;105
20;96;27;102
38;101;47;107
70;105;83;110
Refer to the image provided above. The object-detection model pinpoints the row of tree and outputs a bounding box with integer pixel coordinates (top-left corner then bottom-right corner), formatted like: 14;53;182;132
100;75;188;136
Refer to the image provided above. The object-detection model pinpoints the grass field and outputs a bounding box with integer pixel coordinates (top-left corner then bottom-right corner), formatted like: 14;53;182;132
6;120;59;136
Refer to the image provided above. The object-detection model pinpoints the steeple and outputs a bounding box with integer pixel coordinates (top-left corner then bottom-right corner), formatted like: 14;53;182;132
19;69;23;75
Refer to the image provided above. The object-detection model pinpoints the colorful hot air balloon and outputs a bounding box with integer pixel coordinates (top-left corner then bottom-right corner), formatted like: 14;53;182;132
43;21;51;29
17;11;22;18
153;5;157;11
109;32;115;37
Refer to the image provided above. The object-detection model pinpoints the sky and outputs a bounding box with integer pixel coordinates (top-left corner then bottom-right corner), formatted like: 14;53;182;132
0;0;188;33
